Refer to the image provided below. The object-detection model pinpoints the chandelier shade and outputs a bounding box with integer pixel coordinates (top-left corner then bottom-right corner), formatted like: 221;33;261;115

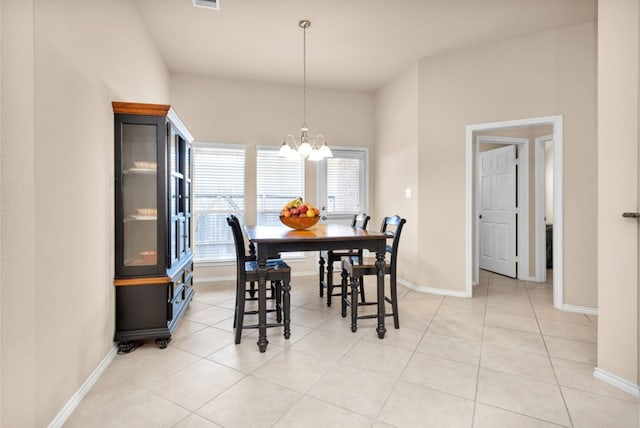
278;19;332;161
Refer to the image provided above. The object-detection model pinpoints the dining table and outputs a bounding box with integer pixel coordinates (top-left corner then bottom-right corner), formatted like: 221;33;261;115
244;222;389;352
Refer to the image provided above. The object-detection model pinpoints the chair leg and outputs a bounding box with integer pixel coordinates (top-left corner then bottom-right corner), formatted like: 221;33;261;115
318;254;325;297
326;259;334;307
249;281;257;299
275;280;282;323
390;274;400;329
233;296;238;328
282;279;291;339
341;268;348;317
235;281;246;344
350;275;359;333
359;276;366;303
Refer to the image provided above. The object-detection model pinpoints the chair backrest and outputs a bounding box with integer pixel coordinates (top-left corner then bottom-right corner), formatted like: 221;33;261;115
380;215;407;275
351;213;371;230
227;214;247;267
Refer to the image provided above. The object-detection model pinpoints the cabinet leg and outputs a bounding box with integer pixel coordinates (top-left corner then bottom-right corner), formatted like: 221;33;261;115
117;341;143;354
155;337;171;349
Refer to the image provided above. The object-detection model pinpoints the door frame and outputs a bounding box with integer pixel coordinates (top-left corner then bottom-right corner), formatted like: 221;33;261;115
475;136;529;281
534;134;554;282
465;115;564;309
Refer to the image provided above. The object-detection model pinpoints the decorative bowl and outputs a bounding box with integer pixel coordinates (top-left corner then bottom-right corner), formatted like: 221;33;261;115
280;215;320;230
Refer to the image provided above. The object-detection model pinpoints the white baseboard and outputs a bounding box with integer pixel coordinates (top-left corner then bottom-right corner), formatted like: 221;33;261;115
562;304;598;316
398;278;470;298
196;274;470;298
194;274;236;283
593;367;640;398
48;345;118;428
195;270;318;285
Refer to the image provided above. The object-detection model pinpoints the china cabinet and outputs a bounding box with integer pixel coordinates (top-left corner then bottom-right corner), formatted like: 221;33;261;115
113;102;194;351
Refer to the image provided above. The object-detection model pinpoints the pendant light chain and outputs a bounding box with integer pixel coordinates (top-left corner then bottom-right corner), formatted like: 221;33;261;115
302;21;307;128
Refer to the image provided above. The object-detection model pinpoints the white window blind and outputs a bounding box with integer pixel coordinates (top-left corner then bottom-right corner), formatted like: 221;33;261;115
326;157;361;213
256;147;305;226
193;144;245;262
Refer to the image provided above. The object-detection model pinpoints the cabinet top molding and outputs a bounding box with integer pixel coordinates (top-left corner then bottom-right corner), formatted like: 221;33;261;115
112;101;170;116
112;101;194;143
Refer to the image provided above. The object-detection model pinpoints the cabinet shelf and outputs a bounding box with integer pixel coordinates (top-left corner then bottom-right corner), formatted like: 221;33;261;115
124;216;158;222
124;168;157;175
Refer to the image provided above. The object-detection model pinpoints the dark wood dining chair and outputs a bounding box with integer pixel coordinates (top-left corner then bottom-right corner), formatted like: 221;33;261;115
227;215;292;344
318;213;370;307
341;215;406;332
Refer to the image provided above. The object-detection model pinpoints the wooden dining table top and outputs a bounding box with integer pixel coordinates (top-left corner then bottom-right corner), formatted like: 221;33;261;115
244;223;386;244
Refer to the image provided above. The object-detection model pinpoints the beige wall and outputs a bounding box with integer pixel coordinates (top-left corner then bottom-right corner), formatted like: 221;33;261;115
1;0;170;425
2;1;37;425
169;74;375;282
374;65;419;285
415;23;597;307
597;0;639;388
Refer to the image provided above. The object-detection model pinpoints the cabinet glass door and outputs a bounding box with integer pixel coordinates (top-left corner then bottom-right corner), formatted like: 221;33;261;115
185;144;192;255
122;123;158;267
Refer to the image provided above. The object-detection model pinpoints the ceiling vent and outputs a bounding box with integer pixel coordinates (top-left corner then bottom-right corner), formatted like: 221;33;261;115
192;0;219;10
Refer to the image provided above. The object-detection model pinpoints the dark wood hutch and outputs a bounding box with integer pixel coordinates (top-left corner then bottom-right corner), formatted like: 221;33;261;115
113;101;194;352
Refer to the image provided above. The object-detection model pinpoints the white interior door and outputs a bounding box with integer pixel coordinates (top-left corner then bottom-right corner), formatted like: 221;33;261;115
479;145;517;277
317;148;367;225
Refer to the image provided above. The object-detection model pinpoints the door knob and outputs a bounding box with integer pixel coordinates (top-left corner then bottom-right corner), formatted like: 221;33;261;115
622;212;640;218
479;214;483;219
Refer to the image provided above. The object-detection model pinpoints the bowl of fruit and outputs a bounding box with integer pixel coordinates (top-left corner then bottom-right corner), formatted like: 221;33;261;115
280;197;321;230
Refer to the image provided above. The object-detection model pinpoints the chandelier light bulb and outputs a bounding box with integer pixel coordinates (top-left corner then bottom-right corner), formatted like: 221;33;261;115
318;141;333;158
308;148;323;161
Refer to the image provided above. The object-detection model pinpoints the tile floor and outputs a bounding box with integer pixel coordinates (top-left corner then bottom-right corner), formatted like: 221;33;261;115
65;270;640;427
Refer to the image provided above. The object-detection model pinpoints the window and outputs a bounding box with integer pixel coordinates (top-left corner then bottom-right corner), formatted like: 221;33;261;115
193;144;245;262
318;148;368;224
256;146;305;225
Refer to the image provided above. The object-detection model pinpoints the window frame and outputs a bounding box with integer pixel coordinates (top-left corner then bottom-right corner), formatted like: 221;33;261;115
316;146;369;224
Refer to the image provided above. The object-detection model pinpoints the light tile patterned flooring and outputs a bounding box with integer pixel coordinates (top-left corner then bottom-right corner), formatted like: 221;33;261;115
66;270;639;427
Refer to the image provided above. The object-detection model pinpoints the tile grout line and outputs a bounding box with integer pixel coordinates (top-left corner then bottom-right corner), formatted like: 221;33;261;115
370;289;446;423
470;275;489;427
523;278;575;428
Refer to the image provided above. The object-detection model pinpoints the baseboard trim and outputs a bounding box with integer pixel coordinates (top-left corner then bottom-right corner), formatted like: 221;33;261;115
562;304;598;316
196;274;470;298
194;274;235;283
398;278;470;298
593;367;640;398
195;270;318;284
48;345;118;428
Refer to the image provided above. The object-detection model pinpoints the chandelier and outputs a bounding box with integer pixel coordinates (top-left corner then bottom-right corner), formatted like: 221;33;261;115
278;19;332;161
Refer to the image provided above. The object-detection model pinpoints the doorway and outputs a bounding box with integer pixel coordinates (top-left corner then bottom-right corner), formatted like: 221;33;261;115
475;137;528;279
466;115;564;309
535;135;554;283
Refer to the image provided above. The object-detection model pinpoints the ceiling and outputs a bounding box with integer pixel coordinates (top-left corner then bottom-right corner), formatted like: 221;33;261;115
134;0;595;92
